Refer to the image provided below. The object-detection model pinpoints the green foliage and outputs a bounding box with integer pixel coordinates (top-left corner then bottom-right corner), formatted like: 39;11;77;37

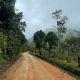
65;36;80;53
46;32;58;56
46;32;58;47
34;52;80;76
78;56;80;67
0;32;6;49
0;0;27;74
29;9;80;78
52;9;68;37
33;30;45;55
52;10;68;53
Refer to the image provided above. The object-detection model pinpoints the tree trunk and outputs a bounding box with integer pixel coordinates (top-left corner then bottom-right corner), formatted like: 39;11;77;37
49;47;51;57
39;48;41;56
35;47;36;53
78;56;80;67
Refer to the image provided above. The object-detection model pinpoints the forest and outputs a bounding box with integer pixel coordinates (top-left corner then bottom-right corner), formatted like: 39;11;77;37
30;10;80;77
0;0;80;79
0;0;27;75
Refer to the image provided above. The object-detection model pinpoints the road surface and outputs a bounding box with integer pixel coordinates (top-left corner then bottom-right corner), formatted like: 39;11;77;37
1;52;76;80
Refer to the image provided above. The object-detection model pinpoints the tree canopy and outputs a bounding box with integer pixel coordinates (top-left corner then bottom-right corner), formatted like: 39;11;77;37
0;0;27;60
33;30;45;55
46;32;58;56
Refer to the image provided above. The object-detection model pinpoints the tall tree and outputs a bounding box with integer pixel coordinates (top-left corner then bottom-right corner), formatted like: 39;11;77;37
33;30;45;56
0;0;27;59
52;9;68;52
46;32;58;56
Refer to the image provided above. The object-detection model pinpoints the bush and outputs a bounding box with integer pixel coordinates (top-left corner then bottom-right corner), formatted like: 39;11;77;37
31;52;80;76
52;59;80;76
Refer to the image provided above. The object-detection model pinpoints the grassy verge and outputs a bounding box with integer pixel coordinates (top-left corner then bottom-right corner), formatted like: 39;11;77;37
30;52;80;80
0;53;21;76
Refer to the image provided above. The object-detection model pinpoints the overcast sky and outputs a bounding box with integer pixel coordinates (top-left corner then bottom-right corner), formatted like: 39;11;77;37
15;0;80;39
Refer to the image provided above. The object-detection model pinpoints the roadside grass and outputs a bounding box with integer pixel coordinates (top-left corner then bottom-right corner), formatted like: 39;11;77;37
0;53;21;76
30;52;80;80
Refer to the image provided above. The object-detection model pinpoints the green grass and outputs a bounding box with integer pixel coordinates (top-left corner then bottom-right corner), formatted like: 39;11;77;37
0;52;21;76
31;52;80;77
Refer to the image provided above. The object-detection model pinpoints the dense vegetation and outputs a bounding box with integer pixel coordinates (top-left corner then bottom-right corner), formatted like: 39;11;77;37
30;10;80;77
0;0;27;75
0;0;80;79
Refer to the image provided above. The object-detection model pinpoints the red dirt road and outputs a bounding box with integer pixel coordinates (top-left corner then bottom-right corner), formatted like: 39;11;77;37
1;52;76;80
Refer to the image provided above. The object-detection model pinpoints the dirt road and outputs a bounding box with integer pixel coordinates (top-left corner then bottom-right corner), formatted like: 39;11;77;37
1;52;76;80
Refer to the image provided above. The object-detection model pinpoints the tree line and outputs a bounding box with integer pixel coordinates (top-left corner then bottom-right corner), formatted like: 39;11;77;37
0;0;27;73
32;10;80;76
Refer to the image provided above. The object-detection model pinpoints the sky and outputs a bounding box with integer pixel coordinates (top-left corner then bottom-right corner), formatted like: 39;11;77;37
15;0;80;39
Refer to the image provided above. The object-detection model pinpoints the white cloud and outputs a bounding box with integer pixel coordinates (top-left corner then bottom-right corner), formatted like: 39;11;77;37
15;0;80;39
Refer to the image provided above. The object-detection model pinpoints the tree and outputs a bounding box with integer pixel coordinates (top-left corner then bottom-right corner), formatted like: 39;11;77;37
0;32;7;54
52;9;68;52
0;0;28;74
65;36;80;54
0;0;15;32
46;32;58;56
0;0;27;59
33;30;45;56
